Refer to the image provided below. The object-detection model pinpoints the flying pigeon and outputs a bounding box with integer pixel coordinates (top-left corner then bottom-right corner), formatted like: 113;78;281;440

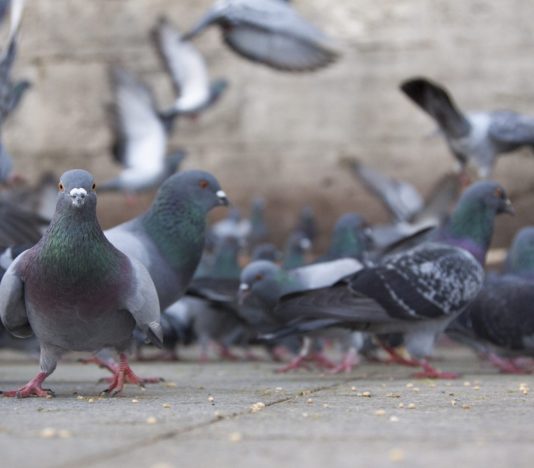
105;170;229;311
401;77;534;178
249;181;513;378
100;67;183;199
152;16;228;118
447;227;534;374
0;170;163;397
183;0;340;72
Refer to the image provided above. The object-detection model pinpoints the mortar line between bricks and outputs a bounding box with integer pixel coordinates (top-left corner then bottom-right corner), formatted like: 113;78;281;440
55;378;357;468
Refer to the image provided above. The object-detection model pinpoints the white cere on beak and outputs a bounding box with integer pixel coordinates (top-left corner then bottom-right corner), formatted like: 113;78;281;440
216;190;229;205
239;283;250;291
70;187;88;208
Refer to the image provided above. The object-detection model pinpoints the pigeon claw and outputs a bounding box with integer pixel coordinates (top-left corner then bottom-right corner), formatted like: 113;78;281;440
1;372;54;398
329;349;360;374
413;360;460;379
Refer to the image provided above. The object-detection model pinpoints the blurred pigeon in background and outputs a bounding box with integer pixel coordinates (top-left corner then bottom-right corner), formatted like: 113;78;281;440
152;16;228;119
282;232;311;269
0;170;163;397
319;213;371;262
401;77;534;178
183;0;340;72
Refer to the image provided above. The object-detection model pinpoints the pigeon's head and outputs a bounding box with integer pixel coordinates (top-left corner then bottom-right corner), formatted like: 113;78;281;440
239;260;282;307
57;170;97;211
504;227;534;277
251;243;281;262
329;213;372;258
159;170;229;211
459;181;513;216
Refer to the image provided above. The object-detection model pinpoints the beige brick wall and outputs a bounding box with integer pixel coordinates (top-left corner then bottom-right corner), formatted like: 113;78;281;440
5;0;534;247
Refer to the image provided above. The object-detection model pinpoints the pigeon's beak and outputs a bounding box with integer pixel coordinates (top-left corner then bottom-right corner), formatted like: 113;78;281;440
216;190;229;206
502;198;515;215
69;188;87;208
238;283;251;305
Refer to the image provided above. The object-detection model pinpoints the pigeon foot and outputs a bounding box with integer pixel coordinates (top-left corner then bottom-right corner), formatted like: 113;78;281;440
487;353;532;375
413;360;459;379
2;372;54;398
330;348;360;374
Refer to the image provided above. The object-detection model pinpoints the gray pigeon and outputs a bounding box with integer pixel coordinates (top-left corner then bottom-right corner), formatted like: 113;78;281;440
319;213;372;262
250;181;512;378
251;242;280;262
238;258;363;370
0;170;162;397
447;227;534;374
183;0;340;72
0;197;48;246
152;16;228;119
401;77;534;178
100;67;181;198
105;170;229;310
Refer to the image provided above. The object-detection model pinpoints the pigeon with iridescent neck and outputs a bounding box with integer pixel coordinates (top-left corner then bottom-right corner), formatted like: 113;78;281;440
447;227;534;374
105;170;229;310
0;170;162;397
319;213;372;262
255;181;512;378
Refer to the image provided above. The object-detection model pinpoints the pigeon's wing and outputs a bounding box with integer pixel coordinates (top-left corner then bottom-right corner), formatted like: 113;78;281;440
0;199;47;245
110;67;166;173
400;77;471;138
290;257;364;291
152;17;209;101
488;111;534;147
185;0;339;72
0;251;32;338
412;172;461;224
122;256;163;347
346;159;423;222
353;243;484;320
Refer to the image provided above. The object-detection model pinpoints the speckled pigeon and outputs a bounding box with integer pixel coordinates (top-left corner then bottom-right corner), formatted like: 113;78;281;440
447;227;534;374
0;170;163;397
183;0;340;72
401;77;534;178
152;16;228;119
248;181;513;378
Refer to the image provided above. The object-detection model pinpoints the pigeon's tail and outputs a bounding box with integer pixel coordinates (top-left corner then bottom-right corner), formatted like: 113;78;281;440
145;322;164;349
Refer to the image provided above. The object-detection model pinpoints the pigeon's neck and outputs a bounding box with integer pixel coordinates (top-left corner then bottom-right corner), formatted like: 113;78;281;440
142;196;206;272
438;202;494;265
38;209;123;281
328;229;364;260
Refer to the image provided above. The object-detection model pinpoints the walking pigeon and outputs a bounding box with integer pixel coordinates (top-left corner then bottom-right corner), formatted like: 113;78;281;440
0;170;163;397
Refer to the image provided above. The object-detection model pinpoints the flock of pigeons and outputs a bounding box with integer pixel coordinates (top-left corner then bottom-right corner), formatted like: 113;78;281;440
1;0;534;398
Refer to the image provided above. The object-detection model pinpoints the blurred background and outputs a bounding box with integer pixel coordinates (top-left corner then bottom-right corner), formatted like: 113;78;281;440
6;0;534;249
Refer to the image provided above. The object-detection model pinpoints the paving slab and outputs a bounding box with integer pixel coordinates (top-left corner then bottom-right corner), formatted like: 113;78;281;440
0;348;533;468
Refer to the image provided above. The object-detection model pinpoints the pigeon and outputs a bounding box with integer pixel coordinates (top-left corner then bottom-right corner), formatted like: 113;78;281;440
251;181;513;378
401;77;534;178
294;206;317;244
0;5;30;128
152;16;228;118
319;213;372;262
238;258;364;370
248;197;269;250
342;158;463;249
447;227;534;374
282;232;311;269
251;242;280;262
183;0;340;72
0;170;163;397
211;207;251;244
100;67;177;198
105;170;229;311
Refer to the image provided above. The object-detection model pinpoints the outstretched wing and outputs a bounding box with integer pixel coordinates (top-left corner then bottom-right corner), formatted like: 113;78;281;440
488;111;534;147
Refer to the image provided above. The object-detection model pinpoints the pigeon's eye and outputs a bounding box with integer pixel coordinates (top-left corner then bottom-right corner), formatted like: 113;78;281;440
199;179;209;189
255;274;264;281
92;183;96;191
58;183;64;192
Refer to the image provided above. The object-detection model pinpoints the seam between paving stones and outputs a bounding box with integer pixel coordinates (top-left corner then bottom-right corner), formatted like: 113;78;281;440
55;377;357;468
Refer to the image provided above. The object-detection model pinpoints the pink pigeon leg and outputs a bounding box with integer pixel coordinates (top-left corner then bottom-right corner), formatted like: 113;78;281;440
2;372;53;398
